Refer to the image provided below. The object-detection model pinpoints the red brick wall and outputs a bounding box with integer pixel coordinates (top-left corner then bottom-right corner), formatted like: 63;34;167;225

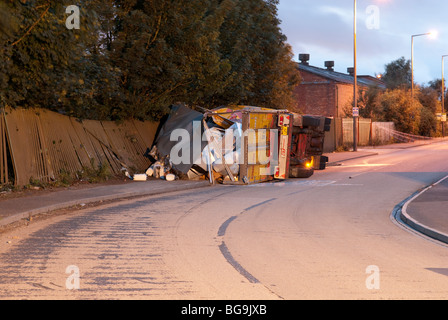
294;69;337;117
294;69;360;118
299;70;329;83
294;83;336;117
335;83;355;117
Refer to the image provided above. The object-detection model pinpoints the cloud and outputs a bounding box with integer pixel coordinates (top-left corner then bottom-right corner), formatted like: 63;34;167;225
278;0;448;84
318;5;353;26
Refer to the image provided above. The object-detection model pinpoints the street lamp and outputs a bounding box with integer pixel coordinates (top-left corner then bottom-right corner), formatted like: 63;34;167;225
353;0;358;152
411;31;437;102
353;0;386;151
442;54;448;137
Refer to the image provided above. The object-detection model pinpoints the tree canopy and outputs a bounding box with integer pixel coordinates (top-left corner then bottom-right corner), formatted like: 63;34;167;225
382;57;412;90
0;0;301;120
344;55;444;137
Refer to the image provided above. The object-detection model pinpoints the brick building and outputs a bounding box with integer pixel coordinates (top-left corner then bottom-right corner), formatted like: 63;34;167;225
293;54;385;117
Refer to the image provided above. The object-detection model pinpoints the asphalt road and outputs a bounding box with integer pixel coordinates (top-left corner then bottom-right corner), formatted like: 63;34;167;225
0;142;448;300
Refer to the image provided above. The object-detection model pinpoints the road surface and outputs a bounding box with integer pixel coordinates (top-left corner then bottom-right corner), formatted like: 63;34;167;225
0;142;448;300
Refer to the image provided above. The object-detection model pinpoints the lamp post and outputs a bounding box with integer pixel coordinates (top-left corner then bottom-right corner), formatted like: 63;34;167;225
353;0;358;152
442;55;448;137
411;32;436;102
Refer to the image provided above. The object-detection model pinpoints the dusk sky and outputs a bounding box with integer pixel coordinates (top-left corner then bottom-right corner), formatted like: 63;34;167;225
277;0;448;85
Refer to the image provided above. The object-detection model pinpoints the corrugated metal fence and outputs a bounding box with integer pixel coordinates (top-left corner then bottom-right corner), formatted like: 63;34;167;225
0;114;8;185
0;107;159;186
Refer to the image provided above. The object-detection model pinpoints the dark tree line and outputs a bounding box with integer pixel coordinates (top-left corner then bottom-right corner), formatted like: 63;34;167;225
0;0;301;121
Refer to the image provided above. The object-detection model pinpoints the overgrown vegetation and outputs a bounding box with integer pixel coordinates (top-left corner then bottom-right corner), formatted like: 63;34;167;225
345;57;447;137
24;161;112;190
76;160;112;184
0;0;300;121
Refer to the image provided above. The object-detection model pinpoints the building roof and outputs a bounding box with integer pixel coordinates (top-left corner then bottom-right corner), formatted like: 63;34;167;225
298;63;386;89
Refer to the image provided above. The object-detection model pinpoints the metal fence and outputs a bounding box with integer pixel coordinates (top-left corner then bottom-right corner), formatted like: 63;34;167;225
324;118;398;152
0;114;8;185
0;107;159;186
342;118;372;146
371;122;395;144
324;117;372;151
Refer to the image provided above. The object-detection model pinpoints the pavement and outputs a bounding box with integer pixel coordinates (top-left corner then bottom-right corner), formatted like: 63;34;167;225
0;140;447;246
399;176;448;244
325;140;448;246
0;179;211;228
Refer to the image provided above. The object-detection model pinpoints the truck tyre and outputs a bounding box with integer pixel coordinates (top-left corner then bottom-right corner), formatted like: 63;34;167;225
289;166;314;179
318;156;328;170
302;116;321;127
324;118;332;132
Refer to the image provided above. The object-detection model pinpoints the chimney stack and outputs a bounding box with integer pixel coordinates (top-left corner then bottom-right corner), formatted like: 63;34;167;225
299;54;310;66
325;61;334;71
347;67;354;76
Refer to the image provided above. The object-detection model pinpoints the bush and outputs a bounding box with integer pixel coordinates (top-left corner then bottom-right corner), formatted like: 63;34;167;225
77;159;112;183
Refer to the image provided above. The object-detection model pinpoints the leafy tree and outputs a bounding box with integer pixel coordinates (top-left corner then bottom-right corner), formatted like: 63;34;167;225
104;0;236;120
428;78;448;112
214;0;300;109
419;105;437;137
428;79;443;100
382;57;412;90
0;1;113;116
1;0;301;120
419;82;444;137
378;88;422;135
418;85;440;113
356;86;383;120
0;2;18;39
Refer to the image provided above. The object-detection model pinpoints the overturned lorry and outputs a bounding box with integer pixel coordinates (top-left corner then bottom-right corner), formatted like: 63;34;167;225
149;105;331;185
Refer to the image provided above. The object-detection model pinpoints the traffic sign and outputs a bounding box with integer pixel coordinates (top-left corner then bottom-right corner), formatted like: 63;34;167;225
436;113;446;122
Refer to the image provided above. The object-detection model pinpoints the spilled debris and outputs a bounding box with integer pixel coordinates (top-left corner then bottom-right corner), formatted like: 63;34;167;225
126;104;331;185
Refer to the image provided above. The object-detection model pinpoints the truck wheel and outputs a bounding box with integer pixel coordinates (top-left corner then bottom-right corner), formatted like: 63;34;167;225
302;116;321;127
316;156;328;170
289;166;314;179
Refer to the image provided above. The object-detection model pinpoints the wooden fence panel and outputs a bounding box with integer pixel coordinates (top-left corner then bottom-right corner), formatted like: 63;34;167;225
372;122;395;144
323;117;343;152
358;118;372;146
69;118;104;170
342;118;372;146
342;118;354;145
79;120;123;174
132;120;159;152
38;110;84;177
101;121;152;172
2;107;160;186
4;108;53;186
0;113;8;185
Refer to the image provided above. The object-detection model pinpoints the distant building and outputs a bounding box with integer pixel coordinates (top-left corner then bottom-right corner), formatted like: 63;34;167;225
293;54;386;117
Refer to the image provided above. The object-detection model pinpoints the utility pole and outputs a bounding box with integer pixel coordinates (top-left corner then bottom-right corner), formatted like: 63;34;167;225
353;0;358;152
442;55;448;137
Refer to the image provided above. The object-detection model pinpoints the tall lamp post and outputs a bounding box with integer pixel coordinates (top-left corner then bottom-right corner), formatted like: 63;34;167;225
353;0;358;152
442;55;448;137
411;32;436;102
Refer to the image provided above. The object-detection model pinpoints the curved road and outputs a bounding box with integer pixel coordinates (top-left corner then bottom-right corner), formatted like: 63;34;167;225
1;142;448;300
